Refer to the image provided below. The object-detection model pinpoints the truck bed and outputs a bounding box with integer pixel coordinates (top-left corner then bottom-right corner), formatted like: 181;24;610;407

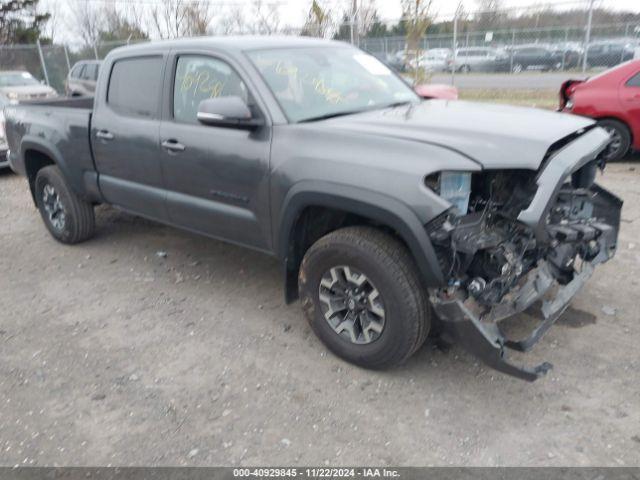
20;96;94;109
4;96;96;198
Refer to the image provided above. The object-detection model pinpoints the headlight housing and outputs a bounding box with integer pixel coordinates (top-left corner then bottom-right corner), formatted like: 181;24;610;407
425;171;472;215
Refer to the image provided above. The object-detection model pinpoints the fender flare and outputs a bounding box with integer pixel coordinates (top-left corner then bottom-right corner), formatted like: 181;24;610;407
20;135;97;203
276;181;445;301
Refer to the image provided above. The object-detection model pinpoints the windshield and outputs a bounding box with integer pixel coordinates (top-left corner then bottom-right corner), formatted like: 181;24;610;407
247;47;419;122
0;72;40;88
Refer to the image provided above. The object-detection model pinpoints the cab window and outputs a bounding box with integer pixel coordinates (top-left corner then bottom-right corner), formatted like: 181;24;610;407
172;55;249;124
83;63;98;81
71;64;85;79
627;72;640;87
107;56;163;119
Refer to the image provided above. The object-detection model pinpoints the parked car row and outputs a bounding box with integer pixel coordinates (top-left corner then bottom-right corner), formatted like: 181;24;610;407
387;39;638;73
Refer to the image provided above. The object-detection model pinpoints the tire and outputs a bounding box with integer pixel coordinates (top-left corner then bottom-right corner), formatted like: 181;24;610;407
35;165;95;244
298;226;430;369
512;63;524;73
460;64;471;73
597;119;631;162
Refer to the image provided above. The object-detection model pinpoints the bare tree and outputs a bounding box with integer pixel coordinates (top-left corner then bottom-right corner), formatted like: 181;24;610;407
401;0;434;83
475;0;503;31
67;0;102;47
148;0;213;38
183;0;213;36
40;0;62;42
253;0;281;35
214;5;245;34
121;1;147;37
100;4;148;42
301;0;332;38
148;0;186;39
352;0;378;41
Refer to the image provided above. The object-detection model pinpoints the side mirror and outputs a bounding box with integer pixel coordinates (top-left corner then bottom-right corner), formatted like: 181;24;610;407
197;96;263;129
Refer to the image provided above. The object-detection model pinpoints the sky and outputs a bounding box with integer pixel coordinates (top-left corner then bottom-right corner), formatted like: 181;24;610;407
257;0;640;24
44;0;640;45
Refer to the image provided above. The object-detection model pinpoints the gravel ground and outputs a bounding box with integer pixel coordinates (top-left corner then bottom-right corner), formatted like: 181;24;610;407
1;161;639;467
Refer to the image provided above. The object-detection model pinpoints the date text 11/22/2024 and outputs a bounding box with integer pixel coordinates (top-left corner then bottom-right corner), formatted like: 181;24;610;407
233;468;401;478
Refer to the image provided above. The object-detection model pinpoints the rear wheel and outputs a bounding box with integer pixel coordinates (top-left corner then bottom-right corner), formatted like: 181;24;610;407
35;165;95;244
597;119;631;162
460;64;471;73
299;226;430;369
512;63;524;73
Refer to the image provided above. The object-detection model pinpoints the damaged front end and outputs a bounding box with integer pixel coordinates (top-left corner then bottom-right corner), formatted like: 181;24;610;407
427;127;622;381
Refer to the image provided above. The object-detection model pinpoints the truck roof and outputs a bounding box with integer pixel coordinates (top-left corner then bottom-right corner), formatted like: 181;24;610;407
111;35;348;55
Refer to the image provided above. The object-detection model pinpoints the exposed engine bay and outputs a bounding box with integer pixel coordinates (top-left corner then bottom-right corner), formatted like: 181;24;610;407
426;128;622;381
431;165;618;307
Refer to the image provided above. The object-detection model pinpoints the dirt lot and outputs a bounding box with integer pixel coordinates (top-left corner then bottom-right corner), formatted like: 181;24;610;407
1;161;639;467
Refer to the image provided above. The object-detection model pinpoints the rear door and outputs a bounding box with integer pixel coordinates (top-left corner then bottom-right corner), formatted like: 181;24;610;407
620;70;640;144
92;53;169;220
158;49;272;251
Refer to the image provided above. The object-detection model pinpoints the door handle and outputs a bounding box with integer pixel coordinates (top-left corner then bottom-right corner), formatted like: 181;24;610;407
161;139;186;153
96;130;114;141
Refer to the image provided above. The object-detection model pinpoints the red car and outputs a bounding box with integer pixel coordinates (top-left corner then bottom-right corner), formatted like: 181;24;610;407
560;60;640;161
414;83;459;100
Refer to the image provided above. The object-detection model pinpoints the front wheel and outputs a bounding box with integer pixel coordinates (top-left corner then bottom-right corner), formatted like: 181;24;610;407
298;226;430;369
35;165;95;244
598;119;631;162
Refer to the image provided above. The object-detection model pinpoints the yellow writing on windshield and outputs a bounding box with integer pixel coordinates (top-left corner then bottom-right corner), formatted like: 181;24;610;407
274;61;344;105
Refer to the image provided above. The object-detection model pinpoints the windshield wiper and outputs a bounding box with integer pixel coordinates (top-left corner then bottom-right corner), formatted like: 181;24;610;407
298;101;417;123
383;100;415;109
298;109;370;123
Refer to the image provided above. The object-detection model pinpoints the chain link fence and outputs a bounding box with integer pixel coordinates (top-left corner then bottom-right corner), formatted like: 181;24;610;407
0;21;639;95
0;38;144;94
361;22;640;80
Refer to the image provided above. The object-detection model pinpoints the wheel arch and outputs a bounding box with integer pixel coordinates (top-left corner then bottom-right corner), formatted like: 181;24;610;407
276;182;445;304
21;138;64;204
593;115;633;138
20;136;101;205
594;116;634;155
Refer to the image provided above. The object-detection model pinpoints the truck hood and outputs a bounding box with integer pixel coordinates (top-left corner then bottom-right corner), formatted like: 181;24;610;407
323;100;596;170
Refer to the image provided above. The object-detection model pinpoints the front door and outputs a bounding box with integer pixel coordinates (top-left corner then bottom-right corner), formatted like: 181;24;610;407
91;54;168;220
159;52;272;251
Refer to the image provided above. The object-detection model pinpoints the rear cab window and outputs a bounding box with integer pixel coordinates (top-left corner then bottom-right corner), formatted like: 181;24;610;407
107;56;163;118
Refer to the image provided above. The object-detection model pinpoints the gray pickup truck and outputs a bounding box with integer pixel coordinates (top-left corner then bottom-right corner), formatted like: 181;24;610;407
4;37;622;381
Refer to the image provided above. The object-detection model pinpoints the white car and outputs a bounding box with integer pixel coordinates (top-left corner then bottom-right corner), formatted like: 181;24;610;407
0;70;57;104
408;49;452;72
